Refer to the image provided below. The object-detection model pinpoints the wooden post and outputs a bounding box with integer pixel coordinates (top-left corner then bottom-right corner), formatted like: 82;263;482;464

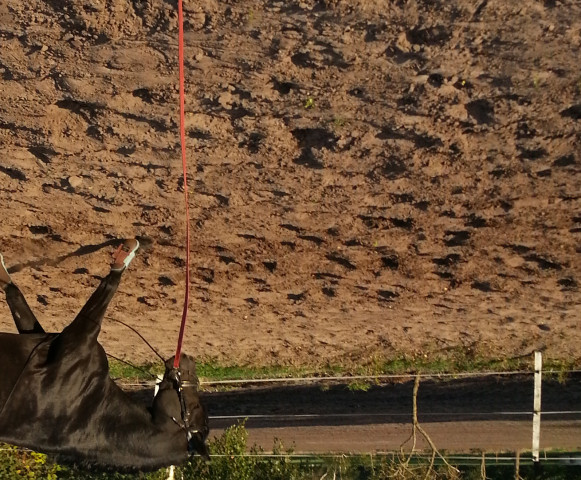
532;351;542;463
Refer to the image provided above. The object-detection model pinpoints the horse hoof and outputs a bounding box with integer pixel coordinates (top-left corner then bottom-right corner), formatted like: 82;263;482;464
111;239;140;272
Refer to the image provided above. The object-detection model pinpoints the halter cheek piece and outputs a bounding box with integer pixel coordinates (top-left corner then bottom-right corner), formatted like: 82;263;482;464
167;368;200;442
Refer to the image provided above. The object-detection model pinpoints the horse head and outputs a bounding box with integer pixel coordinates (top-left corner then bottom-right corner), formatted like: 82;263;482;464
152;353;210;460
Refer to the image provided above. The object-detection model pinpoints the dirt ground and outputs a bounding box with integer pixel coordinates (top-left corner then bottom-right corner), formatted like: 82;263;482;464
0;0;580;367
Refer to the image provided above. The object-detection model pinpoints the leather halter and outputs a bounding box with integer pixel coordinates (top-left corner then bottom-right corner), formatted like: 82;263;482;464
167;368;199;444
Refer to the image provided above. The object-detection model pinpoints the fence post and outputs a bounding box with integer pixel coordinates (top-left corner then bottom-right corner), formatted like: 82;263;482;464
532;351;542;463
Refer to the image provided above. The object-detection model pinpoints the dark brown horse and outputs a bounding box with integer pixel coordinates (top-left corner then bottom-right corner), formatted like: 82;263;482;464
0;240;209;471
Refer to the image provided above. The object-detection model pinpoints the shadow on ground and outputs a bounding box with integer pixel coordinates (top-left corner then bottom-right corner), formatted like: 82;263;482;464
127;374;581;429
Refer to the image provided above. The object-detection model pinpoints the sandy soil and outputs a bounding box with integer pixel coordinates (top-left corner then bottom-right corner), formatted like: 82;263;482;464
0;0;580;367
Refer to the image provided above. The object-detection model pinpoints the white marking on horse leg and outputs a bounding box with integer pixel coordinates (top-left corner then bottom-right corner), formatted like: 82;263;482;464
167;465;175;480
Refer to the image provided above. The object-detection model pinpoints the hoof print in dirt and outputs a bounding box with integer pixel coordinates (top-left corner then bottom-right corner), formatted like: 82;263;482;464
291;127;338;149
552;154;576;167
36;294;49;306
322;287;336;297
347;86;367;99
376;125;442;150
433;254;462;267
198;268;214;284
535;169;552;178
281;223;303;233
390;217;414;230
465;214;488;228
263;260;277;273
28;225;52;235
199;191;229;206
253;278;271;292
561;104;581;120
287;291;306;302
293;148;324;169
291;51;318;69
344;238;363;247
326;252;356;270
271;78;299;95
219;255;237;265
364;22;387;42
381;254;399;270
291;44;349;70
28;145;58;164
465;99;495;124
557;277;577;291
188;128;212;141
377;289;399;302
238;232;265;241
471;281;496;292
408;25;451;46
0;165;27;181
239;132;265;154
516;121;537;139
93;205;111;213
132;88;154;104
367;156;407;181
524;254;563;271
358;214;387;230
291;128;338;170
116;145;136;156
503;244;532;255
519;145;547;161
137;296;157;307
314;272;343;281
427;72;444;87
297;234;325;246
444;230;471;247
158;276;176;287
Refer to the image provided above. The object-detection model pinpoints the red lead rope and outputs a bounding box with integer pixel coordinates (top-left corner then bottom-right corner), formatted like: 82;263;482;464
173;0;189;369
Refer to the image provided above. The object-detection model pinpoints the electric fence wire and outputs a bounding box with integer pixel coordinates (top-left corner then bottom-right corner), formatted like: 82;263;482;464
117;368;581;388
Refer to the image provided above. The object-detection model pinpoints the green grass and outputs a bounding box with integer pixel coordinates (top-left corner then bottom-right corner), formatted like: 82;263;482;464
197;363;312;381
352;347;579;381
108;348;579;384
108;360;163;381
3;426;581;480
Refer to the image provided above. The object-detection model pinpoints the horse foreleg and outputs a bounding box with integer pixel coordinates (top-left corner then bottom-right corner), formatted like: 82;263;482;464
62;239;138;343
63;269;123;342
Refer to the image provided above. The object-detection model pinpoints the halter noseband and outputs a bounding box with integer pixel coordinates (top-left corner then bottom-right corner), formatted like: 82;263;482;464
167;368;200;441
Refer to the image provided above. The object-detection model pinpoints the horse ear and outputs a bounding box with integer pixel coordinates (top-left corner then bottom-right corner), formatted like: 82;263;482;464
164;356;175;370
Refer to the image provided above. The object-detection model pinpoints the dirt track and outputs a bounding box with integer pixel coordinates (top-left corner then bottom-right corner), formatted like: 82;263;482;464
0;0;580;367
